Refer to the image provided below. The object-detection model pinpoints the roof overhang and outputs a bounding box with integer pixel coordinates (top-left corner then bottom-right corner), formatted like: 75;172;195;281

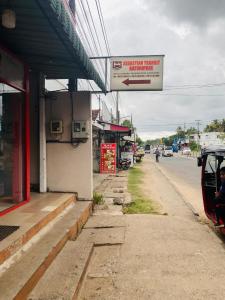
202;144;225;155
100;121;131;136
0;0;106;91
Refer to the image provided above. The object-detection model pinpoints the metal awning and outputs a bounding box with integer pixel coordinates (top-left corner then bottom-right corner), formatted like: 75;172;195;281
99;121;131;135
0;0;106;91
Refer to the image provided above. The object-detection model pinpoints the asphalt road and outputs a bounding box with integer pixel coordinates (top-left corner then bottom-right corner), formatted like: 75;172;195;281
155;153;201;189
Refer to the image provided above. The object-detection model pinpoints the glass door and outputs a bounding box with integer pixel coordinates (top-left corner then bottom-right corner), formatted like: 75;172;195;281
0;83;25;212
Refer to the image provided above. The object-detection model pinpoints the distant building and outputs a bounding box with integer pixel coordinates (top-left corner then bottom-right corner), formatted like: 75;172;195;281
188;132;225;147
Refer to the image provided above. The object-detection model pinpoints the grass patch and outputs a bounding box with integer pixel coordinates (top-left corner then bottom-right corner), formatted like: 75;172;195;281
93;192;104;205
123;166;157;214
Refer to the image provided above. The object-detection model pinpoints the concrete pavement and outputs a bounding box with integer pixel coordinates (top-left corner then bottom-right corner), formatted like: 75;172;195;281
78;157;225;300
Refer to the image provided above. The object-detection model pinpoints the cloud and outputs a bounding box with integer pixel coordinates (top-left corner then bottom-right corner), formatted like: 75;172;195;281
142;0;225;28
99;0;225;139
139;130;176;141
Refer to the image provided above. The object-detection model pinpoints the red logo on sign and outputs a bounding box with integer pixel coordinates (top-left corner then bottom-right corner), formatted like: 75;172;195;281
113;61;122;70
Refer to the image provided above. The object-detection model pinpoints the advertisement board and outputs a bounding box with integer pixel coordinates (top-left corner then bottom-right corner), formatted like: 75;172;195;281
100;143;117;174
110;55;164;91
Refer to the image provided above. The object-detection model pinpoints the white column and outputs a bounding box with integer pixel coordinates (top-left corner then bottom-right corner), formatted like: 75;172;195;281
39;75;47;192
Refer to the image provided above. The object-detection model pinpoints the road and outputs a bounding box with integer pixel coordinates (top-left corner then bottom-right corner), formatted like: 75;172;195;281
149;153;204;217
157;153;201;189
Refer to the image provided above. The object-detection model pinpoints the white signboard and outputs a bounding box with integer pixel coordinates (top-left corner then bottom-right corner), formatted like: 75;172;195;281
110;55;164;91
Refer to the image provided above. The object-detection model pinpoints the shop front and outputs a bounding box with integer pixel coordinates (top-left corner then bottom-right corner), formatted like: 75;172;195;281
0;46;29;215
0;0;105;216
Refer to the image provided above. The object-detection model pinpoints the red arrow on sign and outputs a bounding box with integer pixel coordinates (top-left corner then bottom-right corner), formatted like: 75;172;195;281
122;79;151;86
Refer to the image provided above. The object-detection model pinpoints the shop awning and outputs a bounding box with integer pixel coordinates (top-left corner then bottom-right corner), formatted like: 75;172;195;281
0;0;106;91
100;121;131;135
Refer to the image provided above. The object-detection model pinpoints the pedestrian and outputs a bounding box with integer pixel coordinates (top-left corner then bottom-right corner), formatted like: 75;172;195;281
155;148;160;162
214;166;225;227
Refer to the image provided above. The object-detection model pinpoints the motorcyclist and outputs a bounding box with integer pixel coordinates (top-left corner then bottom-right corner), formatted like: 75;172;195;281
155;148;160;162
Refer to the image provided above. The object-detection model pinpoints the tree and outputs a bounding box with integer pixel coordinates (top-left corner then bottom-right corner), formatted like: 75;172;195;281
204;119;225;132
186;127;198;135
176;126;185;138
121;119;133;128
136;135;143;146
189;141;198;151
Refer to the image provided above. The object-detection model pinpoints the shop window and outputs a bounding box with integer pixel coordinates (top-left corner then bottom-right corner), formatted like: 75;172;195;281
0;83;25;212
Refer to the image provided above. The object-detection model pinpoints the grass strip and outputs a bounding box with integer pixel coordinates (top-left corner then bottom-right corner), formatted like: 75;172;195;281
123;165;157;214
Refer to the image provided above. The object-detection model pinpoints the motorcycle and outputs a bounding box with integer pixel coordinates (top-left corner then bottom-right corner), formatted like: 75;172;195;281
118;158;131;170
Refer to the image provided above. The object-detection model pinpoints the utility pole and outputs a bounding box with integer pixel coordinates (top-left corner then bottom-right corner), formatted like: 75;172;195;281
110;108;113;123
98;95;101;120
116;91;119;124
195;120;201;151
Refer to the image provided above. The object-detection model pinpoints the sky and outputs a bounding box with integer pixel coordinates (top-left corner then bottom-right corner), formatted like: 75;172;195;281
98;0;225;140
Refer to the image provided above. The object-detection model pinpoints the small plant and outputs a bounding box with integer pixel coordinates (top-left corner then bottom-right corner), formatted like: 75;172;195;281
93;192;104;205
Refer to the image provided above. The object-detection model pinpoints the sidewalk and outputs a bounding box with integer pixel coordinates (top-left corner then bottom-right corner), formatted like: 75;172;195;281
77;158;225;300
18;161;225;299
93;173;109;191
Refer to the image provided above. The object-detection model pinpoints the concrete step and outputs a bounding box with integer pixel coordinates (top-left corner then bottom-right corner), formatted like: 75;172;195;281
28;237;94;300
0;193;77;265
0;201;92;300
28;221;126;300
28;226;125;300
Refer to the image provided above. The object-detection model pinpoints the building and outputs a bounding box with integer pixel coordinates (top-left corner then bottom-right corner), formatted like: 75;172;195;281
188;132;224;147
0;0;106;215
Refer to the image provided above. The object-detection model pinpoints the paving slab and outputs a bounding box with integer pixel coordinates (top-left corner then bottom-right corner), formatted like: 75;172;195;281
28;239;94;300
28;226;125;300
84;215;126;228
83;227;125;245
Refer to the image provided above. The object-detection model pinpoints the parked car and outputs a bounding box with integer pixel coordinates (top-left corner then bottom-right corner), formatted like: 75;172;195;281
144;144;151;154
182;147;191;155
162;146;173;157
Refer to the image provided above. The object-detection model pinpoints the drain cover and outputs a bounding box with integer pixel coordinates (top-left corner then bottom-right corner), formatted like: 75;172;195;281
0;225;20;241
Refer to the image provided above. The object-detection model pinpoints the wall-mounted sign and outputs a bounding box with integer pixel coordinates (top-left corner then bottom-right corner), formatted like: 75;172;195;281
0;47;24;91
110;55;164;91
100;143;117;174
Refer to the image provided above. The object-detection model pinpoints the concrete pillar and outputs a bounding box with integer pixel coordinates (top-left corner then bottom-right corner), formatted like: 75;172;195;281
39;74;47;192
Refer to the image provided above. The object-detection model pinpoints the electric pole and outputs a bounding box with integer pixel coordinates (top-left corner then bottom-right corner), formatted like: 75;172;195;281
116;91;119;124
98;95;101;120
195;120;201;151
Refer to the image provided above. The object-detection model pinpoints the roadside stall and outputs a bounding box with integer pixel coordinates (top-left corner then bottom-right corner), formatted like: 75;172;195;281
98;121;132;171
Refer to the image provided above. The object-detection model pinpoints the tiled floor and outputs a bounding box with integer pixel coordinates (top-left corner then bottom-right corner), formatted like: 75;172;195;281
0;198;14;212
0;192;76;264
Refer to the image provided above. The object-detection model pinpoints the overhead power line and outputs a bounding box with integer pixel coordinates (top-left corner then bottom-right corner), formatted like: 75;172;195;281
95;0;111;56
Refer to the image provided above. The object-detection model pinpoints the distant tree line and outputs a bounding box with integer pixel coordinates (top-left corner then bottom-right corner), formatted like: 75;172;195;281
121;118;225;147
